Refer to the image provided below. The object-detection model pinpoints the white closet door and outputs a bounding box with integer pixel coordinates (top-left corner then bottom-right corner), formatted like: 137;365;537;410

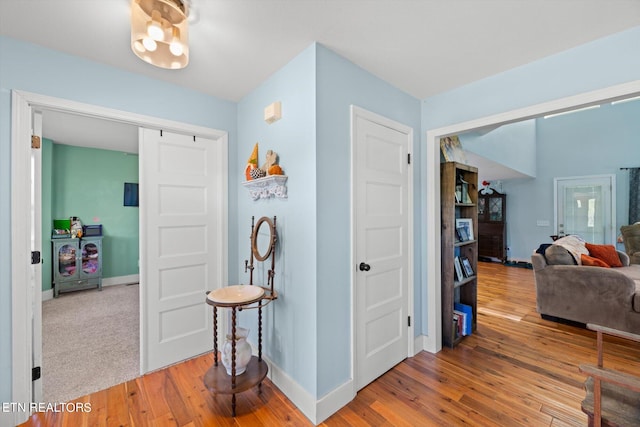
353;109;411;390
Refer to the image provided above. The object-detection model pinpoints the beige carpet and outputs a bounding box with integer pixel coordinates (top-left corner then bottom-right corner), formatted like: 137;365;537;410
42;283;139;403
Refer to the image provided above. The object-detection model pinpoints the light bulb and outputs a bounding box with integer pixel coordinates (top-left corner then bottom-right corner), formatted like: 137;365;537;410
142;37;157;52
170;41;183;56
147;10;164;41
133;40;145;53
169;27;183;56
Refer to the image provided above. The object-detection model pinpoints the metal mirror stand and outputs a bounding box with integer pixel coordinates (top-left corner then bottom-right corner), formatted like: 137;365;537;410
245;215;278;302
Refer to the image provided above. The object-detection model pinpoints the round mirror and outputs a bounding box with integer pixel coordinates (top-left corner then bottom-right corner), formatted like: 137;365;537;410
252;216;276;261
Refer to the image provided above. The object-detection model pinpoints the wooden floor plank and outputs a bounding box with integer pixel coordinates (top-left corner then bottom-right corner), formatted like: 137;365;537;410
19;262;640;426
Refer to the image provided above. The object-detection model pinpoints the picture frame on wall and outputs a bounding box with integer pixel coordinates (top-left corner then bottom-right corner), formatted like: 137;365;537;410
455;218;474;241
440;136;468;163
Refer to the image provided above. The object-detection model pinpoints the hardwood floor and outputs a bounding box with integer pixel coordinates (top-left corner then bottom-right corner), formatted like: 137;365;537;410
21;262;640;426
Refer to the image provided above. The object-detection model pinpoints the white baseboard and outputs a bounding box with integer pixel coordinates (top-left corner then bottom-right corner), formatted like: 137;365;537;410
102;274;140;287
260;339;439;425
1;408;20;427
41;274;139;301
315;379;355;424
265;356;316;423
413;334;424;356
263;355;356;425
259;342;444;425
422;334;439;354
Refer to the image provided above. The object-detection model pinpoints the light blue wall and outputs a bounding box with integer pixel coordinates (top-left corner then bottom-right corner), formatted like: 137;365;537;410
0;35;237;404
237;43;421;400
237;44;318;395
422;26;640;130
51;144;140;280
459;119;537;179
315;44;421;397
502;100;640;261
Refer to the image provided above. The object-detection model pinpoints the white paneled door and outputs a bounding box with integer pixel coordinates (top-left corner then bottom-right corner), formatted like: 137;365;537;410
139;128;225;372
353;108;411;390
555;175;615;245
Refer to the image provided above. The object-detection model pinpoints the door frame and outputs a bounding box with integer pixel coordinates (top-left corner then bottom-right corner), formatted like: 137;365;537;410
11;90;228;423
424;80;640;353
350;105;414;392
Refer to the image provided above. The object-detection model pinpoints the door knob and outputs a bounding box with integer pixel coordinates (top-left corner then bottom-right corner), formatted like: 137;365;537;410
359;262;371;272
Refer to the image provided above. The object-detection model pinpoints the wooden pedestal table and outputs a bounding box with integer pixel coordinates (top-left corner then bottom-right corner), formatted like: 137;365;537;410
204;285;269;417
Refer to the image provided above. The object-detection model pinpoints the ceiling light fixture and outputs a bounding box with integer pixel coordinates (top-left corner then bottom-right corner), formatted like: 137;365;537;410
131;0;189;70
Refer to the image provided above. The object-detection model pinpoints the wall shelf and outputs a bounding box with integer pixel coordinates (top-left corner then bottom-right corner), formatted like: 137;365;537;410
242;175;288;200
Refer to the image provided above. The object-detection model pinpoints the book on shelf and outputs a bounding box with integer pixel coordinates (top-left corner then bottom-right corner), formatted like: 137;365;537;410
453;309;467;336
454;302;473;336
461;256;474;277
452;313;460;341
455;177;473;204
454;256;465;282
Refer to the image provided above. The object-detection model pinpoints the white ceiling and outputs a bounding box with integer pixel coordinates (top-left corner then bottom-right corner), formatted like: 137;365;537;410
3;1;640;159
41;110;140;154
2;0;639;102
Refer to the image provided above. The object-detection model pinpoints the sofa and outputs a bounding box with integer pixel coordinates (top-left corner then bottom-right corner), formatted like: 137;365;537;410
532;237;640;334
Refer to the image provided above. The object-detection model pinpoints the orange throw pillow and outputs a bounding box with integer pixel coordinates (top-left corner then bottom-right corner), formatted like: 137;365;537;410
585;243;623;267
581;254;610;268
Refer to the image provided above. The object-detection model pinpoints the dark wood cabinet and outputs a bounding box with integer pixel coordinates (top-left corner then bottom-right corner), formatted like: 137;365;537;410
478;191;507;262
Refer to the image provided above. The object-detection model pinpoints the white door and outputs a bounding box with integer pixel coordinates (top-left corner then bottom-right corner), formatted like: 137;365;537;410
31;111;43;401
139;128;225;372
555;175;615;244
353;107;411;390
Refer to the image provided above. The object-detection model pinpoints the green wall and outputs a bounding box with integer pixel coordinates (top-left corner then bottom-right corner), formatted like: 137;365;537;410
45;143;139;289
42;138;53;291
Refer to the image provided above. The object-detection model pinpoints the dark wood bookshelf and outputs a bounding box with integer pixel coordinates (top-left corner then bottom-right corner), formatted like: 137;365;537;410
441;161;478;348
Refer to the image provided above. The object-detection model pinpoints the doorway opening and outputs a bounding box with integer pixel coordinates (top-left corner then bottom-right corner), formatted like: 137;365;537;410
11;90;228;423
40;110;141;402
425;80;640;353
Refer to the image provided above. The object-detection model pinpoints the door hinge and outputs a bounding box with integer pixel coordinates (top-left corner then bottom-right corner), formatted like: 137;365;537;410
408;316;411;327
31;251;41;265
407;153;411;164
31;135;41;149
32;366;41;381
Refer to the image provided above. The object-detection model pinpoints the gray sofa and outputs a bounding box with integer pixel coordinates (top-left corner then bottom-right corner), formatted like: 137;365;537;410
532;248;640;334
